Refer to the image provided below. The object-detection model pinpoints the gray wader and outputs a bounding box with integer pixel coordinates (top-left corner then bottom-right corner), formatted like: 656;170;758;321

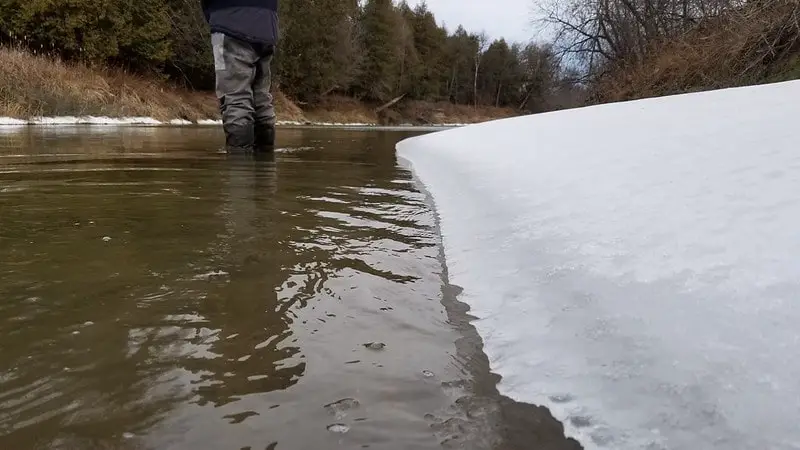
212;32;276;152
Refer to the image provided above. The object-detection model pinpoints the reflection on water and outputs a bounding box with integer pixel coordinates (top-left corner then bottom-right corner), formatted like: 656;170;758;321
0;126;580;450
0;126;466;449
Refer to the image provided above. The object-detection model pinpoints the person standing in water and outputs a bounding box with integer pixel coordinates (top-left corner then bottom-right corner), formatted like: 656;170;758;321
201;0;278;153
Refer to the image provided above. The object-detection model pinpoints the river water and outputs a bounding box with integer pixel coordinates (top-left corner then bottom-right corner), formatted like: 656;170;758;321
0;126;578;450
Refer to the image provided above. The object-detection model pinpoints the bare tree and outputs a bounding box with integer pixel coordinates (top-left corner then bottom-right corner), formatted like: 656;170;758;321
535;0;741;74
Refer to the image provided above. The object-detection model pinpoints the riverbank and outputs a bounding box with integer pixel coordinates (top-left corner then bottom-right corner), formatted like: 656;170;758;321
0;47;519;127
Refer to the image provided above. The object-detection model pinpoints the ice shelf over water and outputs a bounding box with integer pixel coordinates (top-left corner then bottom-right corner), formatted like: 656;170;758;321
396;80;800;450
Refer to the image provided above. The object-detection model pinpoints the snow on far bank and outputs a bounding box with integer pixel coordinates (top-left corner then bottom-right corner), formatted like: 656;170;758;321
396;79;800;450
0;116;174;126
32;116;163;125
0;116;468;128
0;117;26;126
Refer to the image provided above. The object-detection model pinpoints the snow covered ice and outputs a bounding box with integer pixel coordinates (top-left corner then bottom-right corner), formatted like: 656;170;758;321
396;80;800;450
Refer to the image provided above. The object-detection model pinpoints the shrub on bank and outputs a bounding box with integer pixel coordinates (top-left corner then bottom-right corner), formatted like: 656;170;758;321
591;0;800;103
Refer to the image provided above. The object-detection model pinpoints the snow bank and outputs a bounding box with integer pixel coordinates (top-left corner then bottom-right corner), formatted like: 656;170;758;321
30;116;163;125
396;80;800;450
1;116;174;126
0;116;466;129
0;117;26;126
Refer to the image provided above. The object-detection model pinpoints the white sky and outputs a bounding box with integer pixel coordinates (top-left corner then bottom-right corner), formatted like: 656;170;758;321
405;0;545;44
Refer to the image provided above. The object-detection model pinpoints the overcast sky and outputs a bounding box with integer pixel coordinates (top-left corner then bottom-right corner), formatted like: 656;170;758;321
405;0;545;44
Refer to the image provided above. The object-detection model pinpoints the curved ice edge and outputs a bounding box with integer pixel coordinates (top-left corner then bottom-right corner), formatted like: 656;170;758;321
0;116;471;128
396;150;599;449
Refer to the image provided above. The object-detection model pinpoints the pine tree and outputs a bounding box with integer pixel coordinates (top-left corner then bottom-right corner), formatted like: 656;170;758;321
0;0;171;68
395;2;422;96
276;0;361;103
444;26;478;104
481;39;520;107
405;2;448;100
357;0;403;101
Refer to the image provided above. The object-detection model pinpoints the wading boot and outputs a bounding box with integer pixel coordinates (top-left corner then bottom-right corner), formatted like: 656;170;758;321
224;122;255;154
254;122;276;153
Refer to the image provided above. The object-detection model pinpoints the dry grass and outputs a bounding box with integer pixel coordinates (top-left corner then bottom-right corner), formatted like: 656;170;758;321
305;95;377;124
593;0;800;103
0;46;306;122
0;46;221;120
287;95;519;125
0;45;519;125
272;90;305;122
397;100;519;124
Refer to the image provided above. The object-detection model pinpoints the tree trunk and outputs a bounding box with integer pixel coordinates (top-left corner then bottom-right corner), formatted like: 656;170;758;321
518;84;533;111
473;60;479;109
375;94;406;113
450;65;457;101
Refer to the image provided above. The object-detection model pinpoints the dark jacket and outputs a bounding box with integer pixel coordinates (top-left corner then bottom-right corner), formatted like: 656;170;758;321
201;0;278;46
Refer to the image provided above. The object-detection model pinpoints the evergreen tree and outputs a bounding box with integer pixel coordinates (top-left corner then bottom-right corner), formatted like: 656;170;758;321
405;2;448;100
395;2;422;95
357;0;403;101
444;26;479;104
481;39;520;107
276;0;361;103
0;0;171;69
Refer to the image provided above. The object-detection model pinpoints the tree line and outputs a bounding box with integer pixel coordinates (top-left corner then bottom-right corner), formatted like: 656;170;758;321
0;0;583;113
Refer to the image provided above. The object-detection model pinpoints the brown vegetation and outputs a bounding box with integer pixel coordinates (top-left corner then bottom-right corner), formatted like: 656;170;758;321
0;46;219;121
392;100;519;124
543;0;800;104
301;95;518;125
591;0;800;103
0;46;519;125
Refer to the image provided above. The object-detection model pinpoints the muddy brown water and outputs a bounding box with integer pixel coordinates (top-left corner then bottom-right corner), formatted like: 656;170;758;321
0;126;579;450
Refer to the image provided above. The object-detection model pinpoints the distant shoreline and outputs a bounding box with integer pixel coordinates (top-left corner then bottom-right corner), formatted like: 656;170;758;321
0;46;519;132
0;116;469;130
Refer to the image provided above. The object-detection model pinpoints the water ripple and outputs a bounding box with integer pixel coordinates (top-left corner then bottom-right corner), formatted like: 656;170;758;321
0;128;480;449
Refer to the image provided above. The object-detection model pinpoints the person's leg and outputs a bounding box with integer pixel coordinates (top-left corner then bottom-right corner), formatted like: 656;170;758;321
212;32;259;151
252;45;277;151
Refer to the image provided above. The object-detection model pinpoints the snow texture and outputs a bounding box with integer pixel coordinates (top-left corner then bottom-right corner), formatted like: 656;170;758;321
396;80;800;450
0;117;27;126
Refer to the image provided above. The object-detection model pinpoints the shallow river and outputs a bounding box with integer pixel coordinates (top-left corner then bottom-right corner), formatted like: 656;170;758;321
0;126;578;450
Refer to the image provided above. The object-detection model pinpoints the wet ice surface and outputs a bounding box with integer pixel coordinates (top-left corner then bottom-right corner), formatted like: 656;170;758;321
397;80;800;450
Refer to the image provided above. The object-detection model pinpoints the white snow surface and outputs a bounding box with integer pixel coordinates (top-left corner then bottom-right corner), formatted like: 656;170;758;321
0;117;26;126
396;80;800;450
1;116;165;126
